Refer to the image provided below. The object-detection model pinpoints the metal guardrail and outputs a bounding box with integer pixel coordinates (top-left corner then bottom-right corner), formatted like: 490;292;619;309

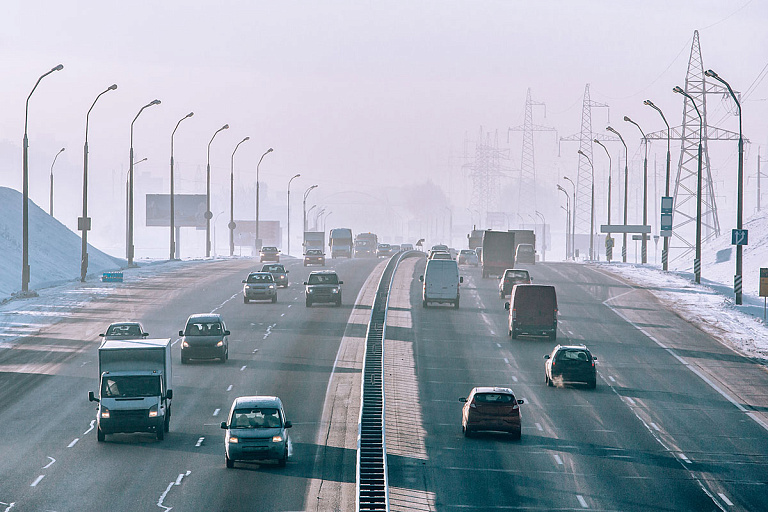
356;251;420;511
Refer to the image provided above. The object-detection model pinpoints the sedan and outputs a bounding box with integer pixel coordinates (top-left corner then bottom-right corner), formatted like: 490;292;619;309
242;272;278;303
304;249;326;266
498;268;532;297
99;322;148;341
179;314;230;364
544;344;597;388
261;263;289;288
222;395;292;468
458;249;479;266
259;246;280;262
460;387;523;439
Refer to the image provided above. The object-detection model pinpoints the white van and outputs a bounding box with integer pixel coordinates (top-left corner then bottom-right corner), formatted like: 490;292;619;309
419;259;463;309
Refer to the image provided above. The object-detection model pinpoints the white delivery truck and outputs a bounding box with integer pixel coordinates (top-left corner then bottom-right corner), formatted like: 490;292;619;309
88;338;173;442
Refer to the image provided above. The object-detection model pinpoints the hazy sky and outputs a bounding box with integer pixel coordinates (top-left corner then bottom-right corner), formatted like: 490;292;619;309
0;1;765;257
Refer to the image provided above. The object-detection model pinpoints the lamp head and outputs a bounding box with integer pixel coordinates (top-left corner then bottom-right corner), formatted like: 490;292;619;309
222;124;229;130
643;99;654;107
673;86;684;94
267;148;274;153
606;126;615;134
243;136;250;142
577;149;585;156
53;64;64;71
60;147;65;152
704;69;717;78
151;99;161;106
108;84;118;91
623;115;631;122
593;138;599;144
186;112;194;118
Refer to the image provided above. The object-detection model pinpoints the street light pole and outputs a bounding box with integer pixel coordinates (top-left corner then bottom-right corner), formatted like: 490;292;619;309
606;126;629;262
674;86;704;283
303;185;318;233
255;148;274;249
287;173;301;256
705;69;744;304
50;147;65;217
535;210;546;261
230;137;250;256
170;112;194;260
128;99;161;266
563;176;576;259
206;124;229;258
577;150;596;260
624;116;649;264
644;99;671;271
81;84;118;282
557;185;570;260
22;64;63;292
594;139;612;262
323;212;332;234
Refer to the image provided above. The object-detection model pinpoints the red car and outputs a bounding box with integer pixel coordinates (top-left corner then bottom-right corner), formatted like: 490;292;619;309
459;387;524;439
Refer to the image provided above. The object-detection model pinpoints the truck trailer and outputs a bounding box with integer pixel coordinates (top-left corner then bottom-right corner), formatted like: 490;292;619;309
481;230;516;278
329;228;353;258
303;231;325;254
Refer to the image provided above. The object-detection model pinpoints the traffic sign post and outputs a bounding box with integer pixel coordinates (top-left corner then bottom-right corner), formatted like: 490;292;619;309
761;268;768;319
605;236;613;262
732;229;748;246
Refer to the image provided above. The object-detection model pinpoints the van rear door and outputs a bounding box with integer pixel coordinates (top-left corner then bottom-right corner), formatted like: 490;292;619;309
514;286;556;325
425;261;459;300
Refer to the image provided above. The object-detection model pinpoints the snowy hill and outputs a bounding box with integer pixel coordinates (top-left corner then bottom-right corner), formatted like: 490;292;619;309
0;187;124;299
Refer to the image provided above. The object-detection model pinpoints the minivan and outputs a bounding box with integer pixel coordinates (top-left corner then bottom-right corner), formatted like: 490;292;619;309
505;284;557;340
515;243;536;264
420;259;463;309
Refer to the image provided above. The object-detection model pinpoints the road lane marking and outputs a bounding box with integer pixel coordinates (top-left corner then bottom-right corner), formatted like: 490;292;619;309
211;292;240;314
281;313;285;317
83;420;96;435
577;495;588;508
240;365;247;371
43;457;55;469
157;471;191;512
496;343;501;348
67;438;79;448
503;358;509;364
1;501;15;511
650;422;660;431
536;423;543;431
625;397;636;405
511;376;518;382
30;475;44;487
718;493;733;506
253;349;258;353
213;409;220;416
226;385;233;391
195;437;204;447
608;376;616;382
679;453;691;464
553;454;563;465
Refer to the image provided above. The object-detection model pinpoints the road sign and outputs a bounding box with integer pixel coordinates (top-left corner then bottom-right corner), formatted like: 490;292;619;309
661;196;673;214
600;224;651;234
632;234;643;241
760;268;768;297
605;237;614;248
732;229;748;246
660;213;672;232
146;194;207;227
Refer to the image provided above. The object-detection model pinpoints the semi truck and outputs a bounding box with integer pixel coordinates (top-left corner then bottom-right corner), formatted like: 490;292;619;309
467;228;484;250
88;338;173;442
354;232;378;258
329;228;353;258
481;230;516;278
303;231;325;254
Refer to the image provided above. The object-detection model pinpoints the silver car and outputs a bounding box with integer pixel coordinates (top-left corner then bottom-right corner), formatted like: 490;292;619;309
99;322;148;341
243;272;278;303
221;395;292;468
261;263;289;288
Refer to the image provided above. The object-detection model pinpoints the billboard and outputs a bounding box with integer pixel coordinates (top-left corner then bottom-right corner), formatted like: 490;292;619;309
233;220;281;247
146;194;207;227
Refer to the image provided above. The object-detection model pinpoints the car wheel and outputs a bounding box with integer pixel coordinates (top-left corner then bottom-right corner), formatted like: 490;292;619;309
226;454;234;469
422;299;427;308
547;374;554;387
511;329;518;339
336;298;342;307
164;407;171;432
588;379;597;389
500;291;504;298
463;425;473;438
181;355;189;365
243;297;249;304
156;427;164;441
97;427;105;442
272;296;277;304
306;298;312;307
278;447;288;467
511;428;521;440
454;299;459;309
549;331;557;341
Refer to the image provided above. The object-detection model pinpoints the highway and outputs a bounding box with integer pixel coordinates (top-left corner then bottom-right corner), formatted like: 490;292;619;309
0;255;767;511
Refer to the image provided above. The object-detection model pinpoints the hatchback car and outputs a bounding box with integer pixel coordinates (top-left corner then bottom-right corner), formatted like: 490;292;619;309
377;243;392;257
99;322;148;341
458;249;479;266
544;344;597;388
401;243;414;251
459;387;524;439
259;246;280;262
179;314;230;364
261;263;289;287
242;272;278;303
498;268;532;297
221;396;292;468
304;249;326;266
304;270;343;307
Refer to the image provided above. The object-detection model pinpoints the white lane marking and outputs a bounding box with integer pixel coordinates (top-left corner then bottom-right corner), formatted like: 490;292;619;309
535;422;543;431
43;457;55;469
553;454;563;465
650;422;660;431
718;493;734;506
226;385;233;392
496;343;502;348
240;365;247;371
511;376;518;382
30;475;44;487
195;437;204;447
157;470;191;512
252;349;258;353
288;304;292;308
281;313;285;317
83;420;96;435
213;408;220;416
625;397;636;406
1;501;16;511
503;358;509;365
568;330;574;335
577;495;588;508
67;438;79;448
679;453;691;464
608;376;616;382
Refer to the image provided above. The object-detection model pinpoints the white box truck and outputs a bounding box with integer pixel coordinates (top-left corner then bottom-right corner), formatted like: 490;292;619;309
88;338;173;441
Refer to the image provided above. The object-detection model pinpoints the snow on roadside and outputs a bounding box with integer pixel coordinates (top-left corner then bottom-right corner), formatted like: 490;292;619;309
596;262;768;363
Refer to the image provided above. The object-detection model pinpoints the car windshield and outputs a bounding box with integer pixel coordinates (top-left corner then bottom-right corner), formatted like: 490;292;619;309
106;324;142;336
558;350;590;362
307;250;322;255
308;274;338;285
506;271;529;279
101;375;161;398
262;265;284;272
185;321;224;336
474;393;514;404
230;407;282;429
247;273;274;283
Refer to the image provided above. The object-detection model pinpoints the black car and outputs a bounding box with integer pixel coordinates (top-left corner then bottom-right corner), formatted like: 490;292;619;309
180;314;230;364
260;246;280;262
304;270;343;307
544;344;597;388
261;263;289;287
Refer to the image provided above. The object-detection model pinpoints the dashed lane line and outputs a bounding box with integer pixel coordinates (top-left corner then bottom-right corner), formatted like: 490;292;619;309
577;495;589;508
213;409;220;416
226;385;233;392
83;420;95;436
30;475;44;487
553;454;563;465
195;437;205;447
43;457;55;469
67;438;79;448
718;493;734;506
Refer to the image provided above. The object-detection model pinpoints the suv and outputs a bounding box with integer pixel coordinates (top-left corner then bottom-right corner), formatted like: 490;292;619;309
259;246;280;262
544;344;597;388
242;272;278;303
99;322;148;341
304;270;343;307
261;263;289;288
304;249;326;266
459;387;524;439
221;395;292;468
179;314;230;364
498;268;532;297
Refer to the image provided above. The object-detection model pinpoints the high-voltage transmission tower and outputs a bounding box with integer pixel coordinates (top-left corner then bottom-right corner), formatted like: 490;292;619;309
464;127;508;228
646;30;743;262
508;88;557;220
560;84;614;244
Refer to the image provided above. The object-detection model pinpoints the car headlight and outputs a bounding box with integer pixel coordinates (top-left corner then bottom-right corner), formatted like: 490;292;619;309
307;288;314;293
216;340;224;347
149;405;158;418
182;340;189;348
269;285;275;289
331;288;339;293
100;407;110;419
228;436;239;444
272;435;283;443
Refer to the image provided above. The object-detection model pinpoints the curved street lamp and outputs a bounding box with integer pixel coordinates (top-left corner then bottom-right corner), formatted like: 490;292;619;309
606;126;628;262
303;185;318;232
644;99;671;271
206;124;229;257
562;176;576;259
287;173;301;256
81;84;118;282
593;139;612;262
624;116;649;264
22;63;63;292
50;147;65;217
557;185;571;259
128;99;161;265
577;150;595;261
230;137;250;256
170;111;194;260
673;85;703;283
535;210;546;262
255;148;274;248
